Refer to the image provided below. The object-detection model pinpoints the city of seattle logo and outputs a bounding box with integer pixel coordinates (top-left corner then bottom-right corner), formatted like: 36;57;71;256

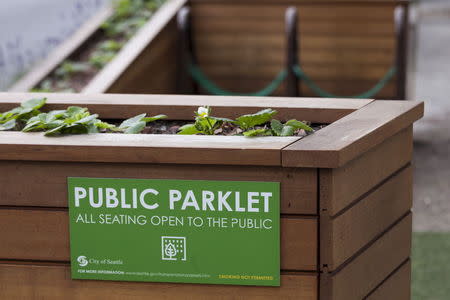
161;236;187;261
77;255;88;267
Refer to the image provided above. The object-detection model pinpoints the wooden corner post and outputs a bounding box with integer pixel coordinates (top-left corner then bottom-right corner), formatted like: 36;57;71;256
394;5;408;100
285;6;300;97
176;6;197;94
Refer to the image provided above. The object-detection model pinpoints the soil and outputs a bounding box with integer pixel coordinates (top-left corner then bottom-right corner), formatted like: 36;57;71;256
124;120;325;136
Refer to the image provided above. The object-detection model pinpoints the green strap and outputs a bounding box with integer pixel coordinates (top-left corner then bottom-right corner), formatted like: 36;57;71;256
292;64;396;99
188;63;287;97
188;62;395;98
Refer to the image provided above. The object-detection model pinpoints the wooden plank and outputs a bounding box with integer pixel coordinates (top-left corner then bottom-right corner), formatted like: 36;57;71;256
195;35;394;52
83;0;186;93
101;20;178;94
195;78;396;98
193;19;395;35
196;63;396;81
197;48;395;65
191;3;399;19
0;132;299;166
190;1;401;99
366;260;411;300
0;263;317;299
8;5;113;92
319;127;412;216
321;166;412;271
0;92;373;123
0;161;318;215
321;213;412;300
282;100;424;168
0;209;317;271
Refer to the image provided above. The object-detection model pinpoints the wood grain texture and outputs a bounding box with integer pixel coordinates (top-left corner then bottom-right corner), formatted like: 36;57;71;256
366;260;411;300
321;166;412;271
0;209;317;271
0;131;299;166
83;0;187;93
283;100;423;168
190;0;405;98
321;213;412;300
0;161;317;214
319;126;412;216
7;5;113;92
0;92;372;123
105;20;178;93
0;263;317;300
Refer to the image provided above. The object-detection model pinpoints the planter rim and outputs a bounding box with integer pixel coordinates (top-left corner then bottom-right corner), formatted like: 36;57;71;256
0;93;423;168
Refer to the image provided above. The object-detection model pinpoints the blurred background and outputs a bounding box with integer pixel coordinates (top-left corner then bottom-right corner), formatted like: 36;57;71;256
1;0;449;298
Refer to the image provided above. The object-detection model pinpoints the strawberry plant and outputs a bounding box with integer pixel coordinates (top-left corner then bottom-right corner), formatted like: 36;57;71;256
178;106;233;135
234;108;277;131
118;113;167;134
1;99;313;137
178;106;313;137
0;98;46;131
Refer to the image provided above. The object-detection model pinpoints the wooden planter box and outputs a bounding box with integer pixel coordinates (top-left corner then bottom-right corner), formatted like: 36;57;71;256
0;92;422;299
9;0;409;100
8;0;186;93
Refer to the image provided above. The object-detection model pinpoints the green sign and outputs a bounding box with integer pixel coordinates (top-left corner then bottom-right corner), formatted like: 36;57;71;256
68;177;280;286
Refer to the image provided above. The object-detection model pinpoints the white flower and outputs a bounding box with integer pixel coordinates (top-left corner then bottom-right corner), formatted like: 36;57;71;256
197;106;209;117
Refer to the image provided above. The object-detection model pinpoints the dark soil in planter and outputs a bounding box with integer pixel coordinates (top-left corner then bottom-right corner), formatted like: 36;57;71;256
32;0;165;93
137;120;325;136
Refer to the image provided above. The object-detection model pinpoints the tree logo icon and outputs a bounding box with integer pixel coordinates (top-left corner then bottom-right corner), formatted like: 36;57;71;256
161;236;187;261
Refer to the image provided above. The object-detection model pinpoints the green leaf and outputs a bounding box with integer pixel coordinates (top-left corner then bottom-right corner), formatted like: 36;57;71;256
119;113;146;129
95;121;117;130
178;124;201;135
123;121;146;134
243;128;273;137
98;40;123;51
209;116;234;123
270;119;283;136
285;119;314;132
22;120;42;132
0;119;16;131
44;125;66;136
74;114;99;125
119;114;166;134
280;125;295;136
235;108;277;130
48;110;66;119
65;106;87;117
141;114;167;122
21;98;46;110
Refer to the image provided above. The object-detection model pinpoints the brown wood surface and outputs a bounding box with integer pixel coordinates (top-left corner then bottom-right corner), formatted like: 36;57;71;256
200;79;396;100
104;21;178;94
0;92;373;123
366;260;411;300
7;6;113;92
190;0;404;98
321;166;412;271
0;209;317;271
319;126;412;216
321;213;412;300
0;263;317;300
0;161;317;214
0;131;299;166
283;100;423;168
